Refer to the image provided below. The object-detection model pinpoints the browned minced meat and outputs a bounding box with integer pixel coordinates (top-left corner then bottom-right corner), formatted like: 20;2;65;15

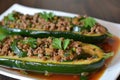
0;36;86;62
1;11;107;34
0;36;16;56
1;11;73;31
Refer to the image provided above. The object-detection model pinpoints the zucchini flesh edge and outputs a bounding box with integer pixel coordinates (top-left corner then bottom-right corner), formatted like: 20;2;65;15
0;27;107;43
0;56;104;74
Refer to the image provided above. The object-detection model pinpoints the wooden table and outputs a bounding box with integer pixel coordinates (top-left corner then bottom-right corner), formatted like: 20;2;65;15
0;0;120;80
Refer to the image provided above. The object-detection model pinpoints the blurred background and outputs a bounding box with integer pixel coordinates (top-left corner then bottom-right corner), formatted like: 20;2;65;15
0;0;120;23
0;0;120;80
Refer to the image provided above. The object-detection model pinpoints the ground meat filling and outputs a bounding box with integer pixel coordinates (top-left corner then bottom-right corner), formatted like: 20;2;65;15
0;11;107;35
0;36;95;62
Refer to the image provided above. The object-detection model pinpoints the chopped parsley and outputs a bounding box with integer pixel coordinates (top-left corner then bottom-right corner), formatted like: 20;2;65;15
0;26;9;41
21;38;37;48
52;38;62;49
39;12;55;21
7;13;16;21
81;17;96;30
52;38;70;50
63;39;70;50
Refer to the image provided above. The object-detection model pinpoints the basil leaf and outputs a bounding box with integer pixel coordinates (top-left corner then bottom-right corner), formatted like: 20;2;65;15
103;52;114;59
63;39;70;50
81;17;96;30
52;38;62;49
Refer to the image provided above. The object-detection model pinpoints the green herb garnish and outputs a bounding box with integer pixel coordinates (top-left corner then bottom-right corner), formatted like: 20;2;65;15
7;13;16;21
21;38;37;48
0;34;7;41
0;26;9;41
81;17;96;30
63;39;70;50
39;12;54;21
52;38;62;49
103;52;114;59
52;38;70;50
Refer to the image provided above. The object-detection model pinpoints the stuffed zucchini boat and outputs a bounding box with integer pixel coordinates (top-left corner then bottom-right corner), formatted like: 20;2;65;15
0;35;112;74
0;11;110;43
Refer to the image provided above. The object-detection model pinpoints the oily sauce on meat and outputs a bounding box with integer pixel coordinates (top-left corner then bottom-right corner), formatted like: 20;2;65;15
2;36;120;80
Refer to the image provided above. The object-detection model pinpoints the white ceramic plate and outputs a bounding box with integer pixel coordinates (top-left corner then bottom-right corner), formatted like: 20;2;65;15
0;4;120;80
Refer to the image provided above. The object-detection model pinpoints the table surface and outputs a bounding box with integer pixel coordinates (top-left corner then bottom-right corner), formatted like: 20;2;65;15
0;0;120;80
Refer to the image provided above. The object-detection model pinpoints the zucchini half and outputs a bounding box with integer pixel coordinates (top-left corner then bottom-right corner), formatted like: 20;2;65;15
0;42;105;74
0;26;107;43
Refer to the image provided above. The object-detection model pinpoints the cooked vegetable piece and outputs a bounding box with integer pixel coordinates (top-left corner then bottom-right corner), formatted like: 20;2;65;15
0;10;117;80
0;56;105;74
1;11;109;34
0;34;114;74
0;11;112;43
0;26;108;43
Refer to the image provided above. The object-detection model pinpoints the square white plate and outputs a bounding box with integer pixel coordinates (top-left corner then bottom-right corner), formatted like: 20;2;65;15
0;4;120;80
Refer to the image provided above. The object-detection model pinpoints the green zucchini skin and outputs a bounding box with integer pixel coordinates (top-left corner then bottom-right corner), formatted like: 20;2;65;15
3;27;107;43
0;57;104;74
